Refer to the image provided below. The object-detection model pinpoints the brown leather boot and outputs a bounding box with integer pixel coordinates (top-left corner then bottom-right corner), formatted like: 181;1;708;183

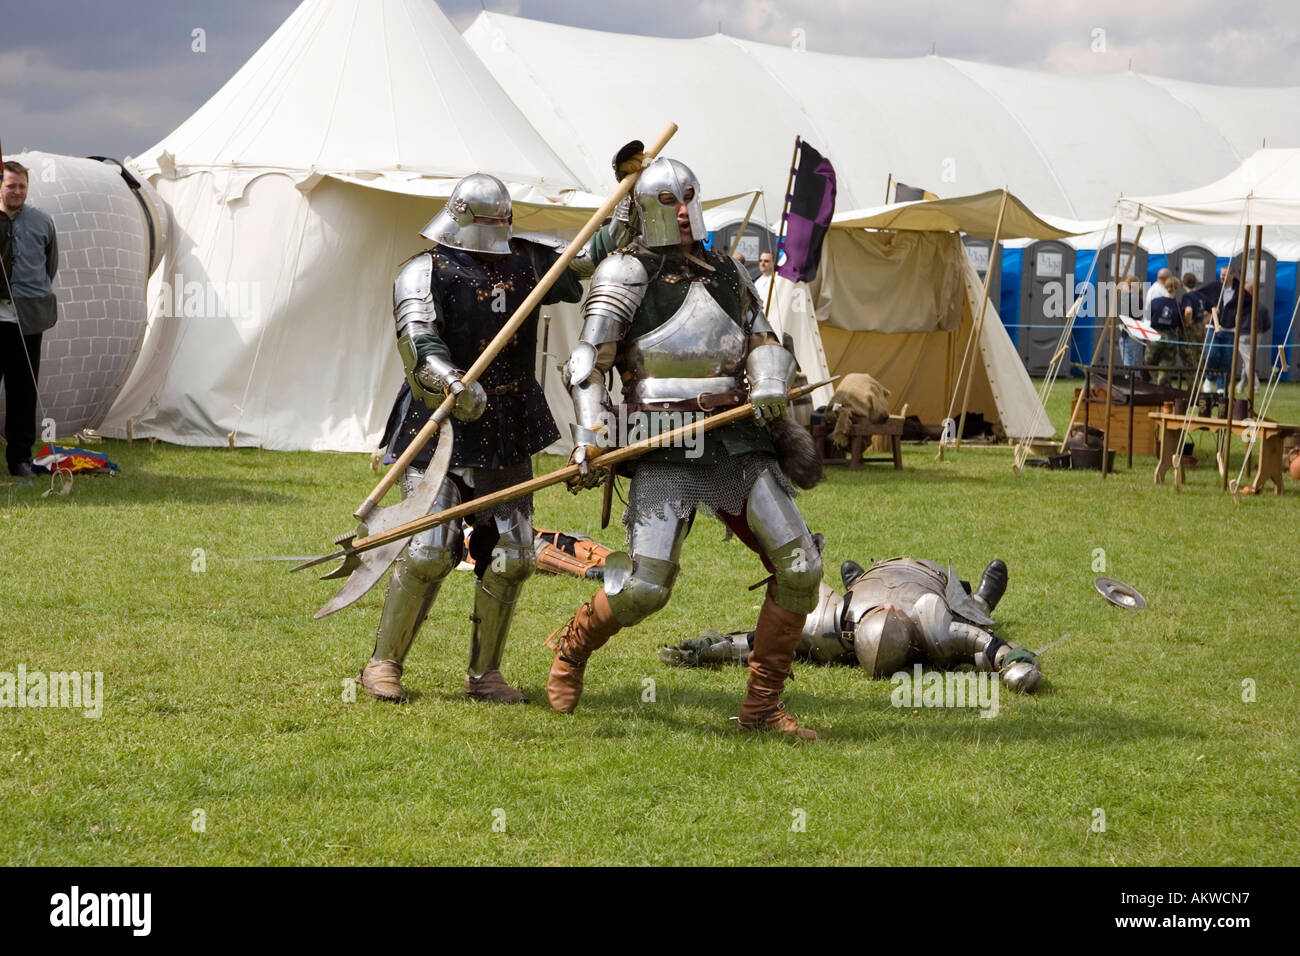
464;669;528;703
545;590;621;713
737;595;819;741
359;659;408;703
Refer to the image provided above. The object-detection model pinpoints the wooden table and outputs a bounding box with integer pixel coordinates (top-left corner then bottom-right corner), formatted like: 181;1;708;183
1149;411;1300;494
812;417;904;470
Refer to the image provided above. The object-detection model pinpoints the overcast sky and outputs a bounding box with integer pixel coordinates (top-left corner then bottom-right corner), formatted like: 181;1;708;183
2;0;1296;159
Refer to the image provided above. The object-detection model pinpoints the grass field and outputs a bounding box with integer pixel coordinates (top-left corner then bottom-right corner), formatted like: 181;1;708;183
2;381;1298;865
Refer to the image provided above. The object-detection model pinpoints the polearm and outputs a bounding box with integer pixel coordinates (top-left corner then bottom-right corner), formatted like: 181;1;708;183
1058;226;1143;452
351;121;679;524
1222;224;1251;491
295;379;835;571
765;136;802;318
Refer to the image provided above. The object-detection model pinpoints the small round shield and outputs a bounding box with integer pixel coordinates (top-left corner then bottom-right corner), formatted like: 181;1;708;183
1094;577;1147;610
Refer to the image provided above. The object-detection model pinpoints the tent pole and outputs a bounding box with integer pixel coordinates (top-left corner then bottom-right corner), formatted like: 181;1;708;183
884;173;893;205
1058;227;1142;452
953;188;1009;450
1222;224;1250;491
1247;225;1263;409
727;191;761;257
1101;225;1122;478
765;136;802;318
1055;230;1138;457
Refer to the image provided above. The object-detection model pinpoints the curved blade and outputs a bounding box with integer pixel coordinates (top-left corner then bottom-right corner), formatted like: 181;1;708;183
314;537;408;619
364;418;455;537
313;419;455;618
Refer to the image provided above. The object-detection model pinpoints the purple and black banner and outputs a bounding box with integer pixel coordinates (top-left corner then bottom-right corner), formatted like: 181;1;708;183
777;139;837;284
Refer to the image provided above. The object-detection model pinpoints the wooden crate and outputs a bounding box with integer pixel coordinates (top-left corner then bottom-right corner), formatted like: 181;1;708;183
1074;389;1160;456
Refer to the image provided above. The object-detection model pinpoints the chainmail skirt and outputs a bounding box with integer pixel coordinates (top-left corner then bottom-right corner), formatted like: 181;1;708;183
623;452;794;533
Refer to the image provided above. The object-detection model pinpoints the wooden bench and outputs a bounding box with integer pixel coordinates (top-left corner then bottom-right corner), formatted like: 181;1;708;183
812;416;904;470
1149;411;1300;494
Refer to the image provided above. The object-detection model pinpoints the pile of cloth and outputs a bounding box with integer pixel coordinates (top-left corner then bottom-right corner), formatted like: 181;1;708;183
31;445;120;476
826;372;892;448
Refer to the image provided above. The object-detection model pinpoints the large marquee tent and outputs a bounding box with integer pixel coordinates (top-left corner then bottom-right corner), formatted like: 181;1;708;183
99;2;1300;451
101;0;597;451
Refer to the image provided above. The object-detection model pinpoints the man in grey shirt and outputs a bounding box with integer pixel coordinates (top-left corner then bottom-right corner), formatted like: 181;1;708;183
0;160;59;477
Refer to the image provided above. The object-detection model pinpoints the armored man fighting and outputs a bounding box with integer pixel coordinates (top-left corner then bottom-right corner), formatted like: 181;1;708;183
546;157;826;740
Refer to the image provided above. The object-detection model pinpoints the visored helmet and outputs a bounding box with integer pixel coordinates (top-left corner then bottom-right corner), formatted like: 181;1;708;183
421;173;513;254
634;157;705;248
851;605;914;677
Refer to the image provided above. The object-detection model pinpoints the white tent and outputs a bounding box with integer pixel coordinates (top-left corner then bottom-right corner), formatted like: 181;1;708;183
1117;149;1300;229
463;12;1300;223
102;0;593;451
815;190;1084;439
1114;147;1300;392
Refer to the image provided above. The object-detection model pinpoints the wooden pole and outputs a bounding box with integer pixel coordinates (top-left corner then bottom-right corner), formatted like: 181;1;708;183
353;122;679;522
1101;225;1122;478
726;191;761;256
309;380;834;564
884;173;893;205
954;188;1009;450
1247;225;1263;408
1222;224;1250;491
765;136;802;318
1059;227;1142;452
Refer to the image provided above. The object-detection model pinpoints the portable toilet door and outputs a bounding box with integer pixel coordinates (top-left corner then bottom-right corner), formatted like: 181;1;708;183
712;220;776;282
1018;240;1076;375
1096;240;1149;335
1169;244;1216;290
1231;247;1278;382
962;236;1002;311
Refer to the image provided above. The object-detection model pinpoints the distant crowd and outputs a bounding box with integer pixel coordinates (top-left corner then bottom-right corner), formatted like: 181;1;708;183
1115;264;1271;390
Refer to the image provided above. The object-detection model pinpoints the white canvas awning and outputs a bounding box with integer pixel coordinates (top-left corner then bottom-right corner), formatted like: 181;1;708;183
834;189;1095;241
1116;148;1300;228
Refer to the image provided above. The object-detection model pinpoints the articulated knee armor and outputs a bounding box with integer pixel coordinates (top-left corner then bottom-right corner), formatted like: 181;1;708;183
745;471;821;614
371;469;463;665
603;508;689;626
468;511;535;677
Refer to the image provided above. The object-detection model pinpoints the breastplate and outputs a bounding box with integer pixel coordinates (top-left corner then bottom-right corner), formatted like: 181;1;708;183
625;281;747;404
843;560;947;627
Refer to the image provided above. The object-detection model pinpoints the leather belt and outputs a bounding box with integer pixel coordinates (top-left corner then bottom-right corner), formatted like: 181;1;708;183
626;388;747;414
481;378;527;396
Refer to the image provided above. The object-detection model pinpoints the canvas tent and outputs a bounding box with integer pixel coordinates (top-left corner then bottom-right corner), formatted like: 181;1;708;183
102;0;598;451
464;12;1300;224
1114;148;1300;388
813;190;1086;439
1116;149;1300;229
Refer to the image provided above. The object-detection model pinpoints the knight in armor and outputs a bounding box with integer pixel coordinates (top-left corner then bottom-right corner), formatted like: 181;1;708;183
545;157;825;740
661;557;1044;693
359;172;592;704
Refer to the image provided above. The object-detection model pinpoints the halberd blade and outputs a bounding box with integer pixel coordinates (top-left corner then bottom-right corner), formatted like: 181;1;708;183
358;418;454;537
314;538;408;619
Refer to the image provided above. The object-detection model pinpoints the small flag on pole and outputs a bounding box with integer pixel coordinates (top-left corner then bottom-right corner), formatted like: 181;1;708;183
777;141;836;284
893;181;939;202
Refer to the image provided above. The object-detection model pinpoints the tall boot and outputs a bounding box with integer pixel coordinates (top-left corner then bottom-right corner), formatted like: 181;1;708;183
973;559;1008;614
545;590;621;713
737;594;818;741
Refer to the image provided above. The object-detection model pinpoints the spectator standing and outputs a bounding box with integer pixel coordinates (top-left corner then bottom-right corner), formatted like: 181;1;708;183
1144;273;1183;384
0;161;59;478
1199;264;1251;389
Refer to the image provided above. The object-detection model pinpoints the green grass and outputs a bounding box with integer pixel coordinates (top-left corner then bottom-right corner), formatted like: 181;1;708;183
2;381;1298;865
